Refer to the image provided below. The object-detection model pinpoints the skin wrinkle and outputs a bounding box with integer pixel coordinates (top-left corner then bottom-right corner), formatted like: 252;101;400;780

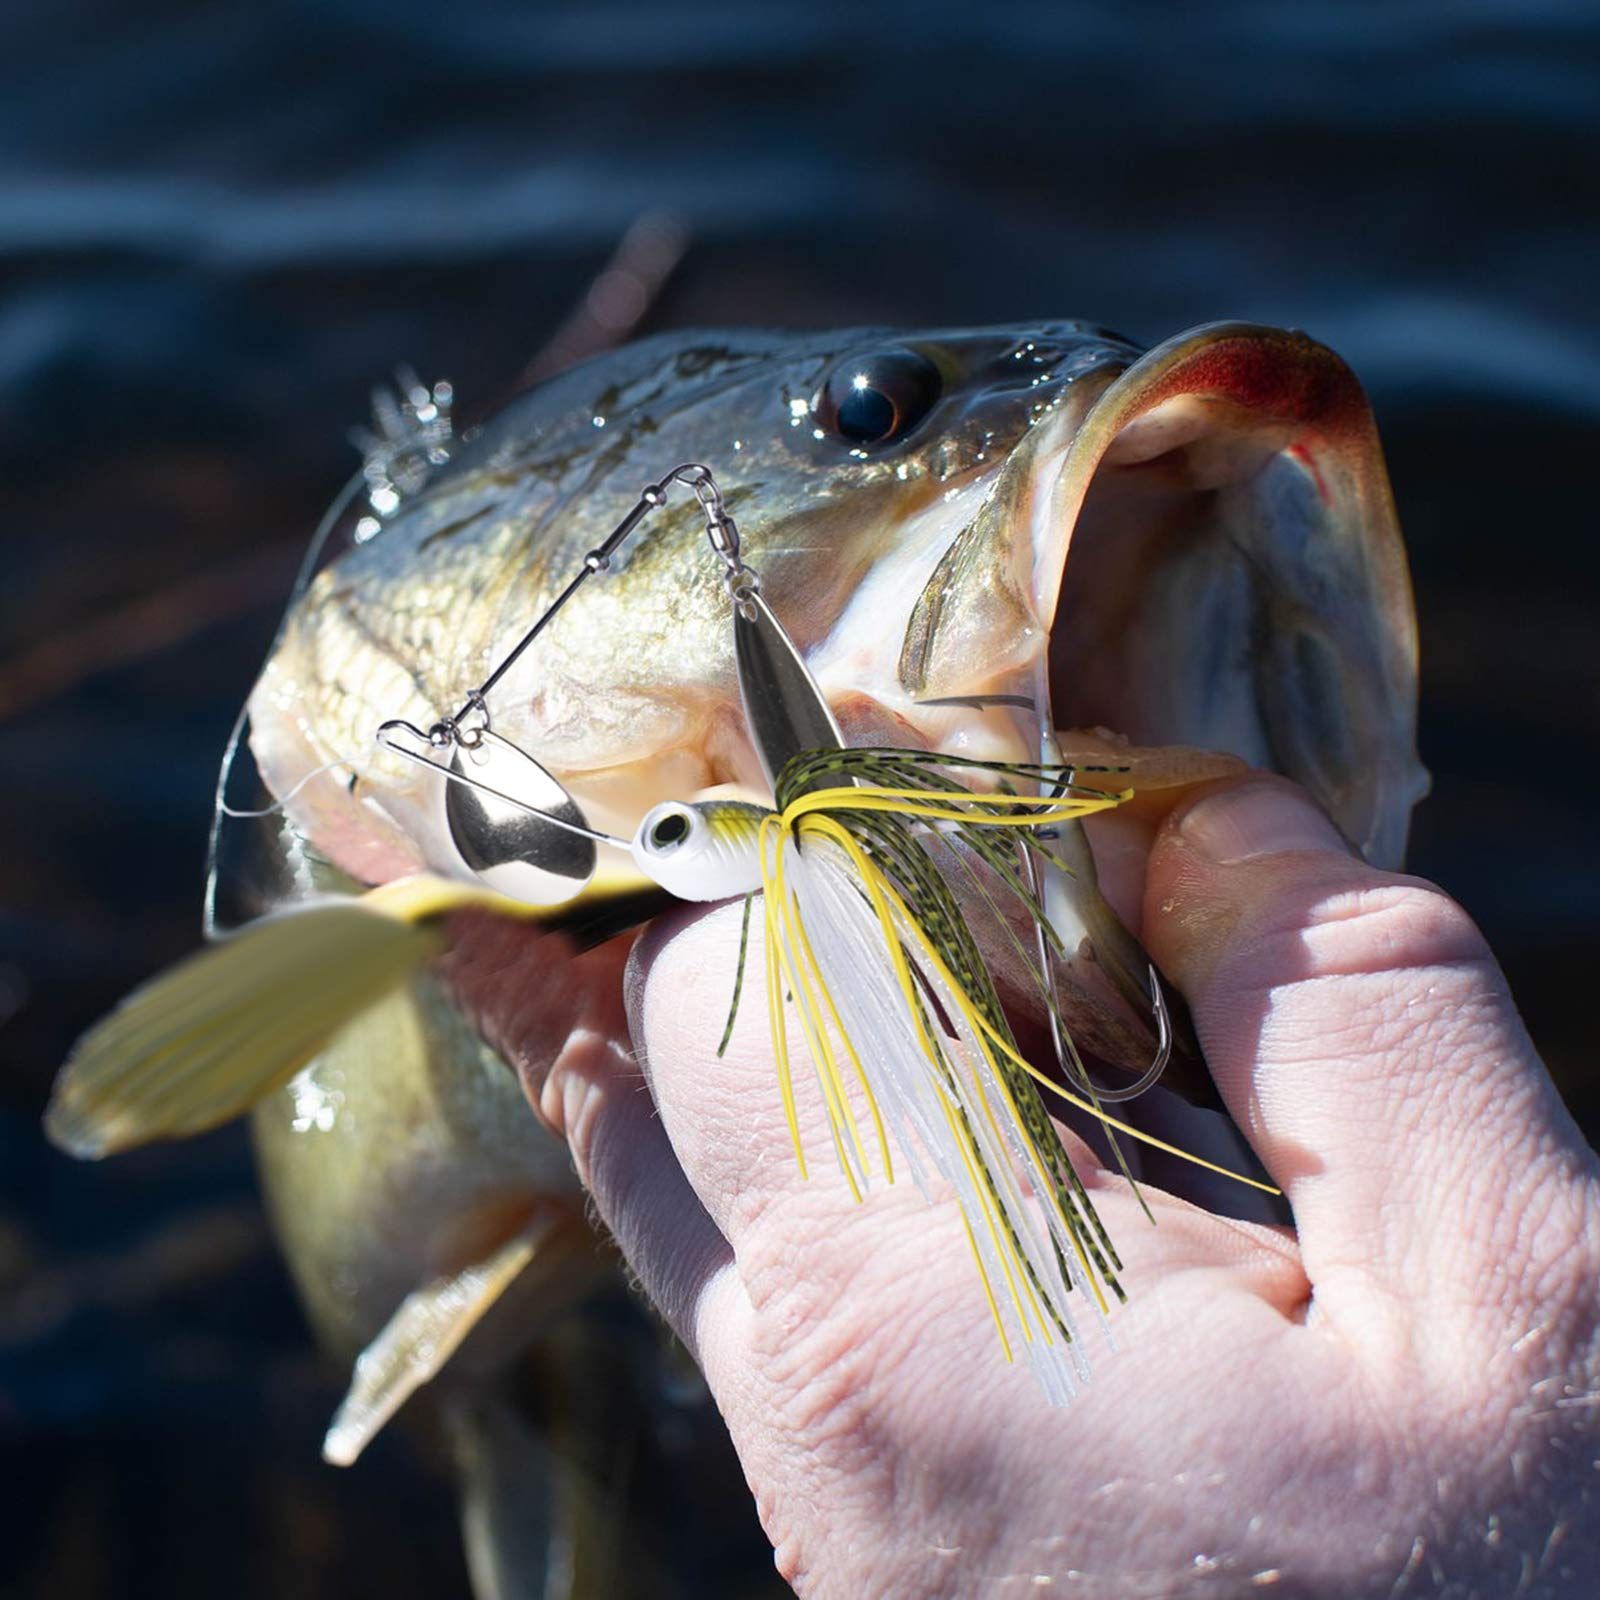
1225;974;1476;1201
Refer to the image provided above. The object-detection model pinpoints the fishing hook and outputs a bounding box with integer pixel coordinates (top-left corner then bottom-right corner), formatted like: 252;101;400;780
1025;783;1174;1105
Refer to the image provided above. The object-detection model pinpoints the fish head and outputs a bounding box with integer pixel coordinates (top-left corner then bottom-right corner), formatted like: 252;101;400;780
248;319;1425;895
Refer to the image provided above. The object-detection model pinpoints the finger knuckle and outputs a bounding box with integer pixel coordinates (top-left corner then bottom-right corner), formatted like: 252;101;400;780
1208;878;1500;1073
1280;878;1489;984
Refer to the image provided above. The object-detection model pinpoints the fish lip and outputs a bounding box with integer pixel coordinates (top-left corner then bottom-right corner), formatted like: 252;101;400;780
1021;407;1094;644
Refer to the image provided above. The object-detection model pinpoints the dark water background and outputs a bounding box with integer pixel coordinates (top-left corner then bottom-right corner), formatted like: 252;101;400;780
2;2;1597;1594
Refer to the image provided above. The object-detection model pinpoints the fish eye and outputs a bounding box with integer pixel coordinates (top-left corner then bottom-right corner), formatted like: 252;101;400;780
647;808;693;851
813;348;942;448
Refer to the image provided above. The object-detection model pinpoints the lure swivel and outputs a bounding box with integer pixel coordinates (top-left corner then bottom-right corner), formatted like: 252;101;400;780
374;462;823;874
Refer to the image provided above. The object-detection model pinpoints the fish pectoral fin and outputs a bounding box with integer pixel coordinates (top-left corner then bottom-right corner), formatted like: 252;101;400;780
45;898;444;1159
43;863;619;1162
322;1213;561;1468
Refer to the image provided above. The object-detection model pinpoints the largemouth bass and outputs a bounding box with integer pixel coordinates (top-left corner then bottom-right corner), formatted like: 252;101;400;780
244;319;1423;1077
254;322;1422;876
48;319;1425;1593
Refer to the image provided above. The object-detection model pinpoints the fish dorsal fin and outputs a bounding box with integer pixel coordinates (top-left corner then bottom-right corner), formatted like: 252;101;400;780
322;1214;559;1467
45;893;451;1158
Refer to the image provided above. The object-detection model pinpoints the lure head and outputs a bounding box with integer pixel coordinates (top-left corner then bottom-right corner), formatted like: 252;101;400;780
630;800;767;903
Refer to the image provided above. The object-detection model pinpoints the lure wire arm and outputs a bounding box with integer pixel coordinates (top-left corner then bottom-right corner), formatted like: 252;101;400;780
421;463;756;750
377;464;758;855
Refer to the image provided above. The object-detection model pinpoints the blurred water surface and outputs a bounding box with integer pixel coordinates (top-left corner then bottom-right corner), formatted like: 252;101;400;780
1;2;1597;1595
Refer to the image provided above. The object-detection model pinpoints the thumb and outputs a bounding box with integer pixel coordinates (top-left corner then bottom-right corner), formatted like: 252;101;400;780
1142;775;1595;1315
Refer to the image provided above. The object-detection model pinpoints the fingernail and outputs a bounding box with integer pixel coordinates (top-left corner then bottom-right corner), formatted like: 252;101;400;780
1178;778;1351;865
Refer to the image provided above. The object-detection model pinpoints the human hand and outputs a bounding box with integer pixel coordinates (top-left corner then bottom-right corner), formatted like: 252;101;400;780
449;775;1600;1598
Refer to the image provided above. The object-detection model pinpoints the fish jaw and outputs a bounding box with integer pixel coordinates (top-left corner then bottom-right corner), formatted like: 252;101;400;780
1025;322;1427;870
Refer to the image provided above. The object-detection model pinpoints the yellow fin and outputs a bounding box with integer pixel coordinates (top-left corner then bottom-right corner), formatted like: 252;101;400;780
322;1215;557;1467
45;861;660;1161
46;898;444;1158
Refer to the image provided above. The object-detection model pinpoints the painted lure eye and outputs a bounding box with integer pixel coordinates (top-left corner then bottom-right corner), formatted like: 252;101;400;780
647;808;692;851
813;347;942;447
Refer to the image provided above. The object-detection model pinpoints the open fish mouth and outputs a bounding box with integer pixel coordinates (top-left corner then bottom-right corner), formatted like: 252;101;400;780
796;322;1425;913
1027;323;1426;873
